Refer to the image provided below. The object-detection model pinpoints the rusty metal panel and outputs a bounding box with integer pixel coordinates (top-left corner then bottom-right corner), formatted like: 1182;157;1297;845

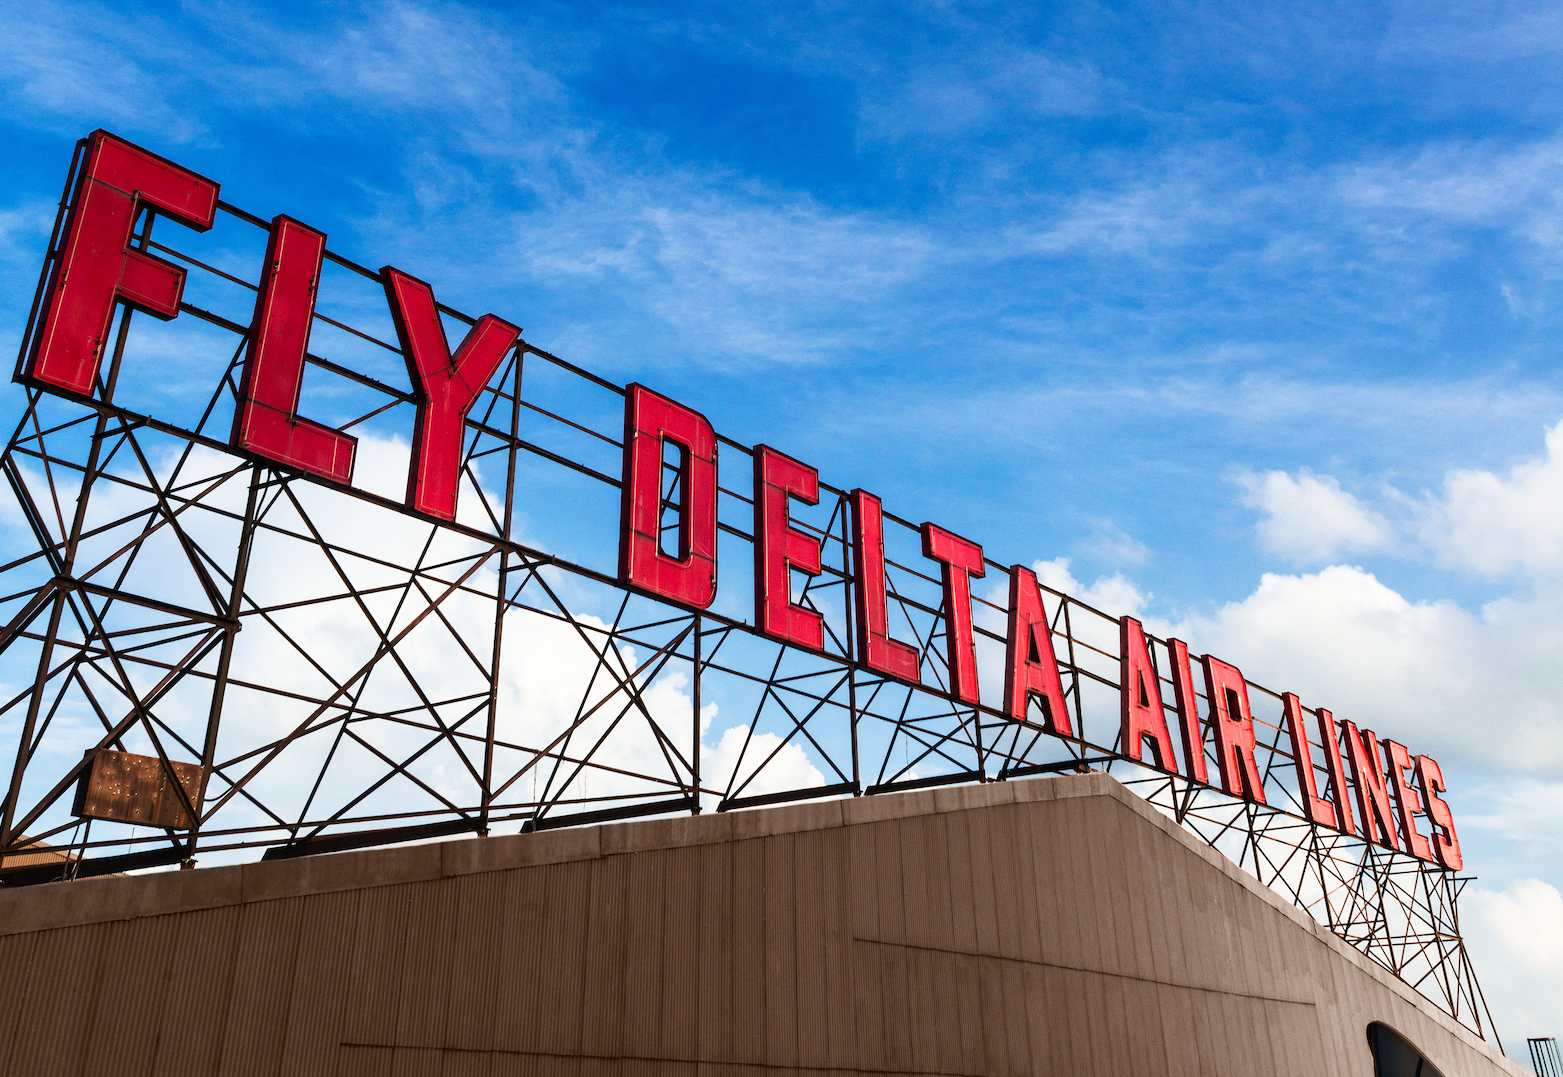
216;896;304;1077
72;748;202;828
277;889;359;1076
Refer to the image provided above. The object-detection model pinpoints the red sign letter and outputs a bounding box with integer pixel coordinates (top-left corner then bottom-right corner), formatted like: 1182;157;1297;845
1317;708;1355;835
1415;755;1462;870
383;267;520;521
1004;565;1072;734
1342;721;1398;850
619;384;718;608
1202;656;1265;803
921;523;985;704
25;130;219;398
1384;739;1434;861
1167;638;1207;783
753;446;823;651
231;217;356;483
1120;617;1176;771
1283;693;1337;828
850;490;919;683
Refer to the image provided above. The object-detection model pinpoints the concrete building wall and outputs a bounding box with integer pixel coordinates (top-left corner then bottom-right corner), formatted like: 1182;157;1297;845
0;774;1523;1077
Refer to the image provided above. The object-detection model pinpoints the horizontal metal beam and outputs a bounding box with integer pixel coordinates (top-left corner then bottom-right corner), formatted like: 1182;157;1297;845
521;796;697;832
718;781;858;813
260;818;482;860
999;756;1117;780
0;844;188;887
865;769;985;796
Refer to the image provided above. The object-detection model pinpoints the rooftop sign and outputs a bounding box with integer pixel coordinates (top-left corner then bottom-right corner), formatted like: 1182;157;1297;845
0;127;1489;1035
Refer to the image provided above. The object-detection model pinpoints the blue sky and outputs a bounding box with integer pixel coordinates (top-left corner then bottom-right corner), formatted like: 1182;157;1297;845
2;0;1562;1052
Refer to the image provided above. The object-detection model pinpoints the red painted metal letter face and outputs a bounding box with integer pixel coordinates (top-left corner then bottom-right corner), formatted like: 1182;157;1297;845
1004;565;1072;734
1282;694;1337;828
1167;639;1207;783
1316;708;1355;835
1384;739;1434;861
383;267;520;521
921;523;985;704
25;130;219;399
1342;722;1399;850
1415;754;1462;870
619;384;718;609
753;446;823;651
1201;655;1265;803
850;490;919;683
231;217;357;484
1120;618;1176;772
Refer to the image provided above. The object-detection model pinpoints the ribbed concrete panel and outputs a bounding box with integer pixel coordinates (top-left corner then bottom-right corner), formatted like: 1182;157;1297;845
81;913;179;1077
150;904;242;1077
10;921;108;1077
217;896;304;1077
277;889;358;1076
0;774;1528;1077
0;932;35;1071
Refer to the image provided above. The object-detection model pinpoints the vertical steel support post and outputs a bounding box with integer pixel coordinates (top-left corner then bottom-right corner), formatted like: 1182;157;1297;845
483;347;524;833
1;209;147;856
692;612;701;813
840;492;859;794
186;464;264;864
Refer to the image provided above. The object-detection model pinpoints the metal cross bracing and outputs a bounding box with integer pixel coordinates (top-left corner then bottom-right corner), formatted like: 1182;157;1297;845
0;138;1496;1043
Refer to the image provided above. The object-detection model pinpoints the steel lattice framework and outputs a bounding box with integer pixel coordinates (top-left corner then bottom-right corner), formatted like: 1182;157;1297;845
0;138;1498;1044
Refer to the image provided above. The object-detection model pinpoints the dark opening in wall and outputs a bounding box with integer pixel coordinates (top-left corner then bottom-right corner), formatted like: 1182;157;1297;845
1368;1021;1445;1077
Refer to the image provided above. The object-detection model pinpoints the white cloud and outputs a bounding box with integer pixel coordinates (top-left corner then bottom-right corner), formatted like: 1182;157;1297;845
1032;556;1146;617
702;724;825;807
1074;518;1149;567
1159;565;1563;775
1462;879;1563;1043
1416;418;1563;578
1237;468;1393;563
